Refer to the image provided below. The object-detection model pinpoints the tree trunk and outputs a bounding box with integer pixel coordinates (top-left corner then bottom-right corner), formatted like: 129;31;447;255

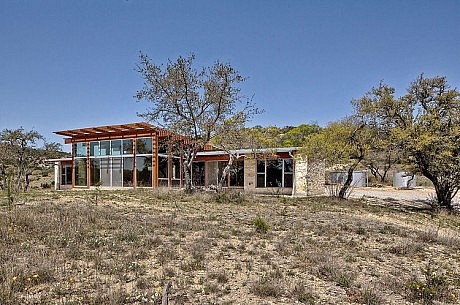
338;161;359;199
182;146;197;193
433;182;454;210
217;154;235;191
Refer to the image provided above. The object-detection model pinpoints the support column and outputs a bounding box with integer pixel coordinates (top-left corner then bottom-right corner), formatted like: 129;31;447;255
72;143;75;188
54;162;60;190
167;140;173;188
152;133;158;187
133;139;137;189
86;142;90;188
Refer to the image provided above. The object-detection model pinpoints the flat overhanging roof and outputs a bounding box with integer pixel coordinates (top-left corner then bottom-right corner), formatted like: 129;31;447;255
55;122;159;138
197;147;299;156
54;122;175;144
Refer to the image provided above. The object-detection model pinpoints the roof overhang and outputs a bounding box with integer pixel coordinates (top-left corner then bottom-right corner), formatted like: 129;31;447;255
54;122;172;144
196;147;299;156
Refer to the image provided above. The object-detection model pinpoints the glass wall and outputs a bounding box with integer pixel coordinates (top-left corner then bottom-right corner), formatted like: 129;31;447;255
136;156;152;187
61;165;72;186
112;157;122;187
90;159;101;186
192;162;205;186
256;159;293;188
204;160;244;187
123;157;134;187
75;159;87;186
100;158;111;187
158;154;181;187
74;137;153;187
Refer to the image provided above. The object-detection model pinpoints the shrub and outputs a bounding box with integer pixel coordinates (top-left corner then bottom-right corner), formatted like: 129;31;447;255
406;263;457;304
252;216;269;234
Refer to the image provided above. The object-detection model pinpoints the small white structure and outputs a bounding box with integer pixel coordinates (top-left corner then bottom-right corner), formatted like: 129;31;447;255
393;172;416;189
329;171;367;187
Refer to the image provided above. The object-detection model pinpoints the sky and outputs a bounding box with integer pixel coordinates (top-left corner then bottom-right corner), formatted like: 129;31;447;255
1;0;459;150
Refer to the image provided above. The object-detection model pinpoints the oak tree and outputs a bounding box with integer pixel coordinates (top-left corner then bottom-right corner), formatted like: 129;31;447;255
135;53;251;191
356;76;460;209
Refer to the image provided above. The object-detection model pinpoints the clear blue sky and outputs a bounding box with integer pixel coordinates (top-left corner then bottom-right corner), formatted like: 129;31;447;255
1;0;459;149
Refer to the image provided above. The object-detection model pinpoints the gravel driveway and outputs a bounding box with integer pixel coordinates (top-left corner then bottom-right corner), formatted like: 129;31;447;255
348;186;438;210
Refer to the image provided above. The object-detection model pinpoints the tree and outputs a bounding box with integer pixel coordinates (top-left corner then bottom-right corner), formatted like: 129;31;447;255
135;53;253;191
0;128;43;192
302;118;372;199
358;76;460;209
281;123;321;147
352;83;402;183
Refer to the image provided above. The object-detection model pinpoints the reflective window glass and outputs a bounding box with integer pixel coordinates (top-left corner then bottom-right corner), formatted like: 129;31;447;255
123;139;133;154
90;142;100;156
100;141;110;156
123;157;134;187
74;143;87;157
136;156;152;187
75;159;87;186
90;159;101;186
112;157;122;187
111;140;121;155
136;138;152;154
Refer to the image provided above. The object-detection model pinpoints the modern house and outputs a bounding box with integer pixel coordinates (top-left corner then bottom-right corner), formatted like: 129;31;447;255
50;122;325;195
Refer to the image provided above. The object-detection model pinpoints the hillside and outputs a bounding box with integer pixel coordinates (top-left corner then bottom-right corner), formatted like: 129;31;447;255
1;190;459;304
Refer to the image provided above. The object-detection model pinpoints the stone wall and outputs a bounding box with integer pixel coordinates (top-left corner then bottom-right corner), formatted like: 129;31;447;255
294;156;325;196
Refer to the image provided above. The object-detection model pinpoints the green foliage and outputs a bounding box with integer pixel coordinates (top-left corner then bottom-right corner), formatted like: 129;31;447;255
301;119;372;198
252;216;269;233
354;75;460;209
136;53;252;191
281;123;321;147
406;263;457;304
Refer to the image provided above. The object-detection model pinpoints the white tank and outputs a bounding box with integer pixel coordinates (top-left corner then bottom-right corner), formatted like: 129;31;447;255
329;171;367;187
393;172;416;189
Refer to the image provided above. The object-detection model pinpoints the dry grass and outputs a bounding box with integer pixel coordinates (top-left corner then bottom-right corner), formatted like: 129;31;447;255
0;189;459;304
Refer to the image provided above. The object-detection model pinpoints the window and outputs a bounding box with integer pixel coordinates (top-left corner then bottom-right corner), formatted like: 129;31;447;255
158;155;181;186
111;140;121;155
61;165;72;185
136;138;152;155
90;159;101;186
218;160;244;187
123;139;133;155
90;142;100;156
123;157;134;187
192;162;205;186
112;157;122;187
100;141;110;156
256;159;293;188
75;159;87;186
136;156;152;187
229;160;244;187
74;143;87;157
100;158;111;187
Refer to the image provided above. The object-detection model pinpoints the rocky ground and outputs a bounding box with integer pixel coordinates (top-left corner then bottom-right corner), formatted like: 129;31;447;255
1;189;459;304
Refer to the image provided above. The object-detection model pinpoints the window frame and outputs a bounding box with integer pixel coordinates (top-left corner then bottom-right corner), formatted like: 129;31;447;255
256;158;294;188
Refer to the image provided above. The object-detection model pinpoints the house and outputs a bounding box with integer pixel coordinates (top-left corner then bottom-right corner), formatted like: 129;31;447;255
50;122;325;195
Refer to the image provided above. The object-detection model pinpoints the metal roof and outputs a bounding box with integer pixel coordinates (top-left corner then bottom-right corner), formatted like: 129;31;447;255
197;147;299;156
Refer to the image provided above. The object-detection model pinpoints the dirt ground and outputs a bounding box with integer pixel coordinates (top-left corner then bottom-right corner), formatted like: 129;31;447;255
1;190;459;305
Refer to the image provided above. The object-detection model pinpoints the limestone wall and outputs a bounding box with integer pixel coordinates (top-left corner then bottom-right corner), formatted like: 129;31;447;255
294;156;325;196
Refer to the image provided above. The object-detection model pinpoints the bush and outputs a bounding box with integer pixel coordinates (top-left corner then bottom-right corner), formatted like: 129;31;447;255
252;216;269;234
406;263;457;304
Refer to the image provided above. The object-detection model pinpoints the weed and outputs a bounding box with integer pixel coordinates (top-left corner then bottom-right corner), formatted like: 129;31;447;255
252;216;269;233
406;262;457;304
251;274;283;297
292;281;316;304
358;285;384;305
